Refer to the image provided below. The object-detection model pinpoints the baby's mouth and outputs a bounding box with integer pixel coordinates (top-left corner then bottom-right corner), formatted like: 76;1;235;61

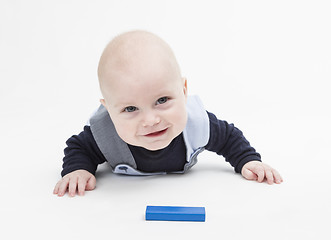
144;128;168;137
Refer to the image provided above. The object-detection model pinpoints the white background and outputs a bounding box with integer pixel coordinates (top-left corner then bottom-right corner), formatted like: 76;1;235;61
1;0;330;239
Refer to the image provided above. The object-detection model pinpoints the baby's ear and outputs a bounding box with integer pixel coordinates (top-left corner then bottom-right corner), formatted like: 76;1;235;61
100;99;107;108
182;77;188;97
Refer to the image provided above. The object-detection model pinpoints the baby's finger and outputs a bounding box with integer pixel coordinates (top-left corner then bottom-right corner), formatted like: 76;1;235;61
256;167;265;183
68;177;78;197
57;179;70;197
53;181;60;195
272;169;283;184
265;169;274;185
242;168;257;181
77;177;87;196
86;176;96;191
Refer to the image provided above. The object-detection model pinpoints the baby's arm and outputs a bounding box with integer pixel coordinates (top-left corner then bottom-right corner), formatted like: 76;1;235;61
241;161;283;184
205;112;262;173
205;112;283;184
54;126;107;196
53;170;96;197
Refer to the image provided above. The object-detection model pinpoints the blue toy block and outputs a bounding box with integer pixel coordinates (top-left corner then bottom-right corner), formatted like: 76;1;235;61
145;206;205;222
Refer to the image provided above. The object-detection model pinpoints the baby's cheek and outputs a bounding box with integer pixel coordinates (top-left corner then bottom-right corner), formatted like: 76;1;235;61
170;107;187;131
114;122;134;142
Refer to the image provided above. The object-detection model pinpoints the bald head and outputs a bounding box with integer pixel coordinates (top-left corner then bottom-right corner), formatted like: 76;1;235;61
97;30;182;98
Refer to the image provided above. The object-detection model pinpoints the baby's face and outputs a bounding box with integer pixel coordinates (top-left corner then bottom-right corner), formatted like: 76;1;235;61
101;65;188;151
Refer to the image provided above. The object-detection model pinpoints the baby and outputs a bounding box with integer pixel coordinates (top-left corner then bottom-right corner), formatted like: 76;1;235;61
54;30;283;197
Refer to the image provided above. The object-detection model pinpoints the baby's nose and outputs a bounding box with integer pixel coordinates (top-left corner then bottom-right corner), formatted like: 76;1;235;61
142;111;161;127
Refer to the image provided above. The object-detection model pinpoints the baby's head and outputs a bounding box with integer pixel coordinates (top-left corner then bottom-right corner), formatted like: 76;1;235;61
98;30;188;151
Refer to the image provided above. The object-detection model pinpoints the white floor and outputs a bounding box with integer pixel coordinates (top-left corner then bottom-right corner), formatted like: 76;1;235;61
1;1;331;239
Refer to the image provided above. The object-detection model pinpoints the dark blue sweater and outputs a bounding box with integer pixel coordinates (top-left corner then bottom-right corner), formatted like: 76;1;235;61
61;111;261;177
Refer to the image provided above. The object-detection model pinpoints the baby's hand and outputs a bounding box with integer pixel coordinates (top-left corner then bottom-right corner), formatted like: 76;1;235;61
53;170;96;197
241;161;283;184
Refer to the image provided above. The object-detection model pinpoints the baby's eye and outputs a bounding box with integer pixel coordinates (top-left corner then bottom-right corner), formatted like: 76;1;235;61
124;106;138;112
156;97;168;105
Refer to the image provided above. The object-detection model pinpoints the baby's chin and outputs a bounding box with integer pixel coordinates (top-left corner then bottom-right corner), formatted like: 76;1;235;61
139;141;171;151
